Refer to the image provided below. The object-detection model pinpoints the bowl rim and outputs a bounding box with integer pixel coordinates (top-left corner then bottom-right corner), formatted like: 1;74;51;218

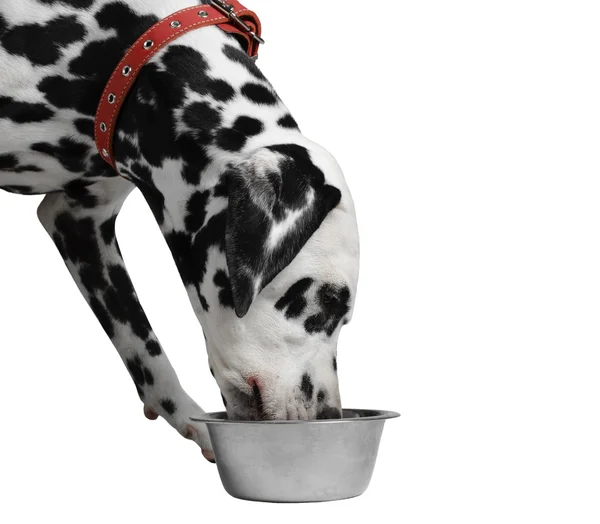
190;408;400;425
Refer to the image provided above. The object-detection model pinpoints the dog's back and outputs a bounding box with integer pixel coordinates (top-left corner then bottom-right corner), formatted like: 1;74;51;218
0;0;195;192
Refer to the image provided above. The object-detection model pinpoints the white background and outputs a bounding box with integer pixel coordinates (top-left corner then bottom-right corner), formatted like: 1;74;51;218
1;0;599;522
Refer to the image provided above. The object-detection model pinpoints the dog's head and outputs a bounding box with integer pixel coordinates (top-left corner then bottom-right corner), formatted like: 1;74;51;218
114;34;359;420
192;141;359;420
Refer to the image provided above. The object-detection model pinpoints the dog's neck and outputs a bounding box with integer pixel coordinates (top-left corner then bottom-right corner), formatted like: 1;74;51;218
113;25;302;206
108;25;324;318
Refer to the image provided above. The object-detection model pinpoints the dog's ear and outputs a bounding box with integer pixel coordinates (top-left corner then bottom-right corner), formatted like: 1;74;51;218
225;145;342;318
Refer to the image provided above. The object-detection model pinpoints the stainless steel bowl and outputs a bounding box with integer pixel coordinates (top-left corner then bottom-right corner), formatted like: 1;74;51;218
190;409;400;503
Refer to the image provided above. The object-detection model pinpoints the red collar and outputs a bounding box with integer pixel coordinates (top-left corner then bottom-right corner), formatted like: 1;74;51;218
94;0;263;172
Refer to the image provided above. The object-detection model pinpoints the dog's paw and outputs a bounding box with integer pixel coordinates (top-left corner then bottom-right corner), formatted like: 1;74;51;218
144;405;159;420
183;423;216;463
142;404;215;463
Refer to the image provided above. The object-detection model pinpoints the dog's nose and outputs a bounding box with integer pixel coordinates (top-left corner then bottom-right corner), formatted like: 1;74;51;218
317;406;342;420
246;376;264;413
246;376;261;395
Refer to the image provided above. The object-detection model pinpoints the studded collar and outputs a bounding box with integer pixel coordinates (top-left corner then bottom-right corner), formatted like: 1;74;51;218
94;1;263;172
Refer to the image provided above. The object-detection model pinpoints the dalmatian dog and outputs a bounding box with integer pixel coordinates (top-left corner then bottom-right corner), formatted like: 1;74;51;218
0;0;359;462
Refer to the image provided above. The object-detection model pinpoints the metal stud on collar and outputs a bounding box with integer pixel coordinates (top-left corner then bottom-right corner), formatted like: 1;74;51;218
122;65;132;76
170;20;181;28
100;122;107;132
107;93;116;104
198;10;209;17
102;148;109;158
143;39;154;49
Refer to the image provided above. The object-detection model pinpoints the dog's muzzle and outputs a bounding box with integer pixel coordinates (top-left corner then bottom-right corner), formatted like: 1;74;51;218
226;378;343;421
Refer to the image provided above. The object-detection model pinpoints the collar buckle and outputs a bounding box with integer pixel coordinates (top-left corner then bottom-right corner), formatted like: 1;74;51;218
210;0;265;45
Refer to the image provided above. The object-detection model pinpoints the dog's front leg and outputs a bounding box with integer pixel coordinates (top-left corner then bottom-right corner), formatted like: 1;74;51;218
37;177;214;461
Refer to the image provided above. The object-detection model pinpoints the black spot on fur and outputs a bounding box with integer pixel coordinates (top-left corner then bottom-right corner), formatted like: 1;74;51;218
103;288;126;323
241;83;278;105
74;118;95;138
215;128;247;152
64;180;98;208
275;278;313;319
277;114;299;129
199;294;210;312
160;399;177;415
89;297;115;339
126;356;146;386
31;138;89;173
213;177;228;198
0;154;18;170
39;0;95;7
177;134;211;185
129;162;152;183
317;390;326;403
54;214;102;268
162;45;208;83
0;96;54;123
304;314;326;334
13;165;44;174
143;367;154;386
89;153;117;178
185;191;209;232
95;3;158;41
135;384;144;400
105;265;151;340
100;216;117;245
146;340;162;357
304;284;351;336
300;373;314;400
164;232;195;286
38;76;91;114
137;181;166;226
333;356;337;372
38;4;157;116
1;185;40;195
79;263;108;294
222;44;266;81
113;135;138;163
1;15;86;66
214;270;234;309
52;233;67;259
206;79;236;102
183;102;221;142
285;297;308;319
162;46;235;102
233;116;264;136
194;212;227;276
165;212;227;306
